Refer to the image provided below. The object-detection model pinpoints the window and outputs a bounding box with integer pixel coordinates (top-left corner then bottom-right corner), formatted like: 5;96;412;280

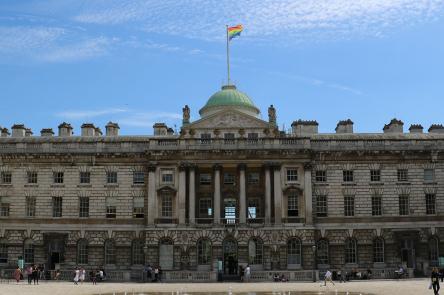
373;238;384;263
77;239;88;264
429;237;439;267
0;240;7;263
52;197;62;217
286;169;298;182
315;170;327;182
399;195;409;215
107;171;118;184
317;239;329;265
161;193;173;217
79;172;90;184
200;133;211;144
344;196;355;217
199;173;212;185
371;196;382;216
161;169;174;184
224;199;236;224
0;203;9;217
247;172;259;184
133;197;144;218
248;238;263;265
1;172;11;184
106;197;117;218
79;197;89;218
223;173;235;184
26;196;36;217
247;133;258;143
424;169;435;182
53;172;64;184
27;172;38;184
133;172;145;184
345;238;357;264
197;239;211;265
247;198;261;219
397;169;408;182
343;170;354;182
199;198;212;217
426;194;436;215
104;239;116;264
287;193;298;217
316;195;328;217
370;170;381;182
24;239;34;264
224;133;235;144
132;239;145;265
287;238;302;265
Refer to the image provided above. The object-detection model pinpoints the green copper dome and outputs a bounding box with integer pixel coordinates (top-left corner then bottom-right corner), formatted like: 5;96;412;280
199;85;260;117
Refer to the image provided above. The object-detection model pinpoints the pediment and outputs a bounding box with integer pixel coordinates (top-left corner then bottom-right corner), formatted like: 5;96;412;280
188;109;269;129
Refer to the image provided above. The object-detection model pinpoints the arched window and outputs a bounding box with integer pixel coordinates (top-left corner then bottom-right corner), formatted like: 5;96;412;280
317;239;329;265
104;239;116;265
132;239;145;265
345;238;357;264
287;238;302;265
197;239;211;265
0;239;7;264
159;239;174;270
373;238;384;263
248;238;263;265
24;239;34;264
77;239;88;264
429;237;439;266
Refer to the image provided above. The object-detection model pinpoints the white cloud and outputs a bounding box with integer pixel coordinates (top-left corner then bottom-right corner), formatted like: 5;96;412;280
73;0;444;42
0;26;65;52
56;108;127;119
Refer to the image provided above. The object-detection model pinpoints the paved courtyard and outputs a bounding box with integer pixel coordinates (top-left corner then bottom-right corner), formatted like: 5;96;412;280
0;279;434;295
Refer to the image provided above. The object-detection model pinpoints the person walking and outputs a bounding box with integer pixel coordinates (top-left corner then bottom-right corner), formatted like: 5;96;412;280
13;266;21;284
32;264;39;285
79;267;86;284
73;267;80;285
324;269;335;286
25;265;32;285
431;267;440;295
90;269;97;285
153;267;159;282
244;264;251;282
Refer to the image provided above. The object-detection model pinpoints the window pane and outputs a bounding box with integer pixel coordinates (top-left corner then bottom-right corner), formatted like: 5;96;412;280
317;240;329;265
343;170;354;182
371;196;382;216
26;196;36;217
426;194;436;215
424;169;435;182
79;197;89;218
52;197;62;217
399;195;409;215
316;195;328;217
199;174;212;185
345;239;357;264
77;240;88;264
27;172;38;184
287;238;301;265
373;238;384;263
315;170;326;182
344;196;354;216
197;239;211;265
286;169;298;182
370;170;381;182
80;172;90;184
287;194;298;217
133;172;145;184
397;169;408;182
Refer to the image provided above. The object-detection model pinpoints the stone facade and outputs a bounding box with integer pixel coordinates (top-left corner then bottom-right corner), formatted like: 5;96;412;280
0;85;443;281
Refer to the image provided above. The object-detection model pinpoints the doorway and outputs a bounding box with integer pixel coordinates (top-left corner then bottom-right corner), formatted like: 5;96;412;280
401;239;416;268
223;239;238;275
45;235;66;270
159;239;174;270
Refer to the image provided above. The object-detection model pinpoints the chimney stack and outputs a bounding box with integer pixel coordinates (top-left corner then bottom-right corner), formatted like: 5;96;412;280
1;128;10;137
291;120;318;136
58;122;73;137
105;122;120;136
11;124;26;137
428;124;444;134
383;118;403;133
153;123;168;136
40;128;54;137
81;123;96;136
408;124;423;133
335;119;354;134
25;128;33;137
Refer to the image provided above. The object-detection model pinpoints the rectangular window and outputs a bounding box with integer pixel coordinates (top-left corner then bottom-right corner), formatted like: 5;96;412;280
247;172;260;184
248;198;261;219
0;243;7;263
133;172;145;184
199;198;212;217
343;170;354;182
397;169;408;182
53;172;64;184
79;197;89;218
200;133;211;144
316;195;328;217
161;194;173;217
106;171;118;184
425;194;436;215
161;169;174;184
287;194;299;217
315;170;327;182
370;170;381;182
106;197;117;218
1;172;11;184
224;133;235;144
27;172;38;184
199;173;212;185
344;196;355;216
25;196;36;217
286;169;298;182
52;197;62;217
424;169;435;182
0;203;9;217
133;197;144;218
371;196;382;216
399;195;409;215
223;173;235;184
79;172;90;184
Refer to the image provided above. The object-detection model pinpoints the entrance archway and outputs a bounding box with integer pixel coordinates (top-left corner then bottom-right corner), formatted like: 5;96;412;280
223;238;238;275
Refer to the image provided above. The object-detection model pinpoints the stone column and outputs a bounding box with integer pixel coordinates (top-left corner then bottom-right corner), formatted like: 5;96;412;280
213;164;221;224
178;164;187;225
304;163;313;225
238;163;247;224
264;164;272;224
273;164;282;225
147;164;157;225
188;165;196;224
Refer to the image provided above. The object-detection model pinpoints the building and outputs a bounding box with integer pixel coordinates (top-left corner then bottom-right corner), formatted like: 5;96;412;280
0;84;443;281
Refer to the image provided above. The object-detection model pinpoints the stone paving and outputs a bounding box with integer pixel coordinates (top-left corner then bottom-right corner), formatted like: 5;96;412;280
0;279;434;295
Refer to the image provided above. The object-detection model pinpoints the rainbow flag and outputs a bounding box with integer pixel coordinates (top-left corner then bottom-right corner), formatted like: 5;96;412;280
228;24;243;41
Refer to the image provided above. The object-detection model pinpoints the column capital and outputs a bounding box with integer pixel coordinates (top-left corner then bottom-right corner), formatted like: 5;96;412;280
237;163;247;171
179;162;188;171
213;163;222;171
188;163;197;170
304;162;313;170
147;163;156;172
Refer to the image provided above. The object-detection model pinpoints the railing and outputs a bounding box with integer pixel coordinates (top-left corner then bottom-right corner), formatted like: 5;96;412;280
282;217;305;223
220;218;239;225
155;218;178;224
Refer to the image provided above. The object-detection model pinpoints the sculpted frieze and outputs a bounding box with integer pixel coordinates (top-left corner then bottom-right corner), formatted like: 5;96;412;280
190;110;268;129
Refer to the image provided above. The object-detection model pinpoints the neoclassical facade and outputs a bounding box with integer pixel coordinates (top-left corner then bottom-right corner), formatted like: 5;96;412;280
0;84;443;280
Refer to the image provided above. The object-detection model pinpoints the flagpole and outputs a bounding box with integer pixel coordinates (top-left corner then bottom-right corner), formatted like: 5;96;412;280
226;25;230;85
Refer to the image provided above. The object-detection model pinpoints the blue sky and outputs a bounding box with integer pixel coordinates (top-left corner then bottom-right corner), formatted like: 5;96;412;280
1;0;444;135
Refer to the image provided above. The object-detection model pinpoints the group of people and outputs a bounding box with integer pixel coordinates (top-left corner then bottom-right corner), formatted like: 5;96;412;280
143;264;163;282
13;264;44;284
72;267;106;285
273;273;289;282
